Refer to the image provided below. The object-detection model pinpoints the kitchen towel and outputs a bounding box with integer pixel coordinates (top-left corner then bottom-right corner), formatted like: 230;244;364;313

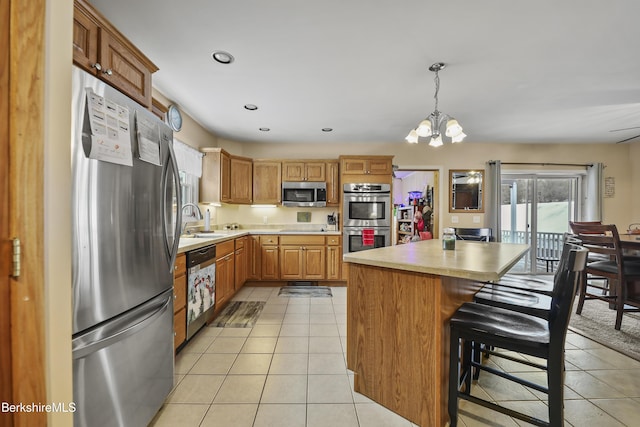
362;228;374;246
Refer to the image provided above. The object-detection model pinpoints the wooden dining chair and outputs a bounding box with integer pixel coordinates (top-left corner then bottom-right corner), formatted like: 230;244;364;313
569;222;640;330
448;244;587;427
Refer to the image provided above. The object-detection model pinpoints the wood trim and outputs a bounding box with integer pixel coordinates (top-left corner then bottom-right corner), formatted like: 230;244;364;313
8;0;47;425
1;0;12;420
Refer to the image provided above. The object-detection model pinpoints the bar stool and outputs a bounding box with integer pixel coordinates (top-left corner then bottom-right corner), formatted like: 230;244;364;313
569;222;640;330
448;244;587;427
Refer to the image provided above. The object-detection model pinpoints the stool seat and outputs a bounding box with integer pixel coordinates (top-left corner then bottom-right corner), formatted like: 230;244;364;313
452;302;549;349
474;285;553;320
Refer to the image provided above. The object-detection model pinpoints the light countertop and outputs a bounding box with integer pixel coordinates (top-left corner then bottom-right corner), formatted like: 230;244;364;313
177;229;342;254
343;239;530;282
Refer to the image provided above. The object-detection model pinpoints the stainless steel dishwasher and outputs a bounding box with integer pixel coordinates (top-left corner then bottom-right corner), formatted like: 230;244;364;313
186;244;216;339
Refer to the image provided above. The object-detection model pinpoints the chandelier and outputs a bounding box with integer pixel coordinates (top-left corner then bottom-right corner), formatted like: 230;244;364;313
405;62;466;147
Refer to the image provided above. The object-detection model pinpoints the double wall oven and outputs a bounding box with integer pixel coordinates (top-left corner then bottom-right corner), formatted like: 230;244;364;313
342;183;392;254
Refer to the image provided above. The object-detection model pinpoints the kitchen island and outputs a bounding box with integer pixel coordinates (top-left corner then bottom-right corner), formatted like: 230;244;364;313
344;239;529;427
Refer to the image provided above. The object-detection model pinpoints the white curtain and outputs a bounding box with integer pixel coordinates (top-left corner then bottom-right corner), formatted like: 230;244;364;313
485;160;502;242
583;162;603;221
173;139;203;177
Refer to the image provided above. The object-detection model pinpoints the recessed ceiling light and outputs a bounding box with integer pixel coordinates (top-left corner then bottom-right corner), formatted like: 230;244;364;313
259;127;270;132
212;51;234;64
244;104;258;111
322;128;333;132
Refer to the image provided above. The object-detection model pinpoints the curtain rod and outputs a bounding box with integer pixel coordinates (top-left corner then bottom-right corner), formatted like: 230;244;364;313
488;161;593;167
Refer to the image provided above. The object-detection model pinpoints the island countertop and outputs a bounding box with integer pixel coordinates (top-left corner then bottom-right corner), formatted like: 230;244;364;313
343;239;530;282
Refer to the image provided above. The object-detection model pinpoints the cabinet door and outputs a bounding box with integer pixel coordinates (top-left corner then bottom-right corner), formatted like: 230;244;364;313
215;254;234;306
72;4;99;74
326;245;341;280
230;157;253;204
367;158;393;175
261;246;279;280
174;308;186;352
253;161;282;204
303;246;326;280
282;162;305;181
100;31;154;107
341;158;368;175
234;246;246;290
326;161;340;206
280;246;303;280
305;162;326;182
220;151;231;202
248;236;262;280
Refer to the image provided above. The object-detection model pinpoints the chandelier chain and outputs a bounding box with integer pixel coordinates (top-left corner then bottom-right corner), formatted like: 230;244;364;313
433;69;440;113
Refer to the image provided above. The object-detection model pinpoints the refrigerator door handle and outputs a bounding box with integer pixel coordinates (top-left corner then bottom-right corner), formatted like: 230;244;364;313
163;141;182;273
73;293;172;359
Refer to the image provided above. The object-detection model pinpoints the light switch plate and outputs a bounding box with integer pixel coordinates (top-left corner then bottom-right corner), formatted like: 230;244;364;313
451;215;459;224
473;216;480;223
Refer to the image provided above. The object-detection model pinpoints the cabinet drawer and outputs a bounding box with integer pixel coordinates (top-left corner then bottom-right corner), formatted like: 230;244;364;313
280;235;325;245
235;236;247;249
326;236;340;246
174;307;186;351
260;235;279;245
216;239;235;258
174;253;186;278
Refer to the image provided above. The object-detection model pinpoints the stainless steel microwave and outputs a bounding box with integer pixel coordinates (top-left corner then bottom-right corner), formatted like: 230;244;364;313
282;182;327;207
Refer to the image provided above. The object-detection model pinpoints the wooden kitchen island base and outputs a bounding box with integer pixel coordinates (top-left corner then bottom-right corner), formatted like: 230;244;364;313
347;264;483;426
344;240;529;426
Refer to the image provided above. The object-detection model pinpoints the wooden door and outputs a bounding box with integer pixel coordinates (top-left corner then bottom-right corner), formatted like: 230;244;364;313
247;236;261;280
253;161;281;204
282;162;305;181
325;161;340;206
303;246;325;280
280;246;303;280
220;151;231;202
261;246;279;280
326;245;341;280
229;157;252;203
2;0;47;425
304;162;326;181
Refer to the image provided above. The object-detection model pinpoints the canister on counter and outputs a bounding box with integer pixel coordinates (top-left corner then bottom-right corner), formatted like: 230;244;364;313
442;228;456;250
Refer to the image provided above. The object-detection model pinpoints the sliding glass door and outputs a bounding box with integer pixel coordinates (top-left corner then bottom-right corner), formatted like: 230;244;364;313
501;174;580;274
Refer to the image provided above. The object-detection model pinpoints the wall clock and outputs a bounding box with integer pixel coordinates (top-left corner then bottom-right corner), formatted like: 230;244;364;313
167;104;183;132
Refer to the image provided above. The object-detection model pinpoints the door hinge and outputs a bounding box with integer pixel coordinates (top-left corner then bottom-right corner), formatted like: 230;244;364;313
12;238;20;278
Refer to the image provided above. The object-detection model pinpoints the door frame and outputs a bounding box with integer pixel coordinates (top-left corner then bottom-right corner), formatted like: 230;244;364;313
2;0;47;426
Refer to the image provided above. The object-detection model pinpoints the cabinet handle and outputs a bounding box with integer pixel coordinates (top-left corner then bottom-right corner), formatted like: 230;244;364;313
103;69;113;76
91;62;102;71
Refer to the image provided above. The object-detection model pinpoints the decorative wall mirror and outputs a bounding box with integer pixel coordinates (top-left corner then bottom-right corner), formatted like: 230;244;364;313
449;169;484;213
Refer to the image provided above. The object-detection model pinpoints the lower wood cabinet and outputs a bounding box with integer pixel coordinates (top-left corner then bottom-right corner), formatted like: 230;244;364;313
280;235;326;280
247;235;261;280
326;235;342;280
215;240;235;308
260;235;280;280
234;236;248;290
173;253;187;352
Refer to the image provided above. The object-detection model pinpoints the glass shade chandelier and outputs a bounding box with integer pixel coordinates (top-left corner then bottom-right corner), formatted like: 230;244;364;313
405;62;466;147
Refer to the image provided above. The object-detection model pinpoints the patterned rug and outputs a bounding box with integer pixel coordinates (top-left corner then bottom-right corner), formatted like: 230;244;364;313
569;299;640;361
278;286;333;298
210;301;265;328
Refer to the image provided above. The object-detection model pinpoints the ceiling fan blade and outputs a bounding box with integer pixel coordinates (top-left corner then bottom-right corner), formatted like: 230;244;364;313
615;134;640;144
610;126;640;132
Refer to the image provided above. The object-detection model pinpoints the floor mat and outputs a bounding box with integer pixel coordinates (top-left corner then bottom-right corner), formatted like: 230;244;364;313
278;286;333;298
210;301;265;327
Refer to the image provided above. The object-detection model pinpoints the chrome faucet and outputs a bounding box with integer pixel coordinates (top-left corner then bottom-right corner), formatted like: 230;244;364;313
181;203;203;235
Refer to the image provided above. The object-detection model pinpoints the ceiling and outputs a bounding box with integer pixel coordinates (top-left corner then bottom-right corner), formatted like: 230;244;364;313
90;0;640;145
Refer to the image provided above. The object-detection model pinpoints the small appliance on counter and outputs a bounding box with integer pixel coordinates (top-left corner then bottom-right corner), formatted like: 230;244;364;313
326;212;338;231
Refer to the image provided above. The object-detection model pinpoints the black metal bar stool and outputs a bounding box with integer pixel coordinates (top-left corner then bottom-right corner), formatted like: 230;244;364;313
448;244;587;427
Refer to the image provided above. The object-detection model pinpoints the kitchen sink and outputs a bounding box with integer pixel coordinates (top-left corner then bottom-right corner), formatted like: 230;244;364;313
193;232;228;238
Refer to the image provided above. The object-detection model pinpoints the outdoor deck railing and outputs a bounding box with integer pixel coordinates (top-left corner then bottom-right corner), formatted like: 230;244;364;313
501;230;565;271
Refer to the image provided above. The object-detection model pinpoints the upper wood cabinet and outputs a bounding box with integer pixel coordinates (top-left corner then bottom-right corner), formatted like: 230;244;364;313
230;156;253;204
325;161;340;206
72;0;158;108
253;161;282;204
282;161;326;182
200;148;252;205
340;156;393;175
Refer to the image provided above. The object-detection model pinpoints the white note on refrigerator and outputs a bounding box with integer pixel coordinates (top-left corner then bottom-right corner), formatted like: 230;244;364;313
85;88;133;166
135;112;162;166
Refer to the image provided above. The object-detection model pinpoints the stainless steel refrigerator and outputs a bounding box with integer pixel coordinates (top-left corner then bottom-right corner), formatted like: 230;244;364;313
71;67;181;427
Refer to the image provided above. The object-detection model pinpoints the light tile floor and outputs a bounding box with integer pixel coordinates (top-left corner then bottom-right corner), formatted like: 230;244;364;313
151;286;640;426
